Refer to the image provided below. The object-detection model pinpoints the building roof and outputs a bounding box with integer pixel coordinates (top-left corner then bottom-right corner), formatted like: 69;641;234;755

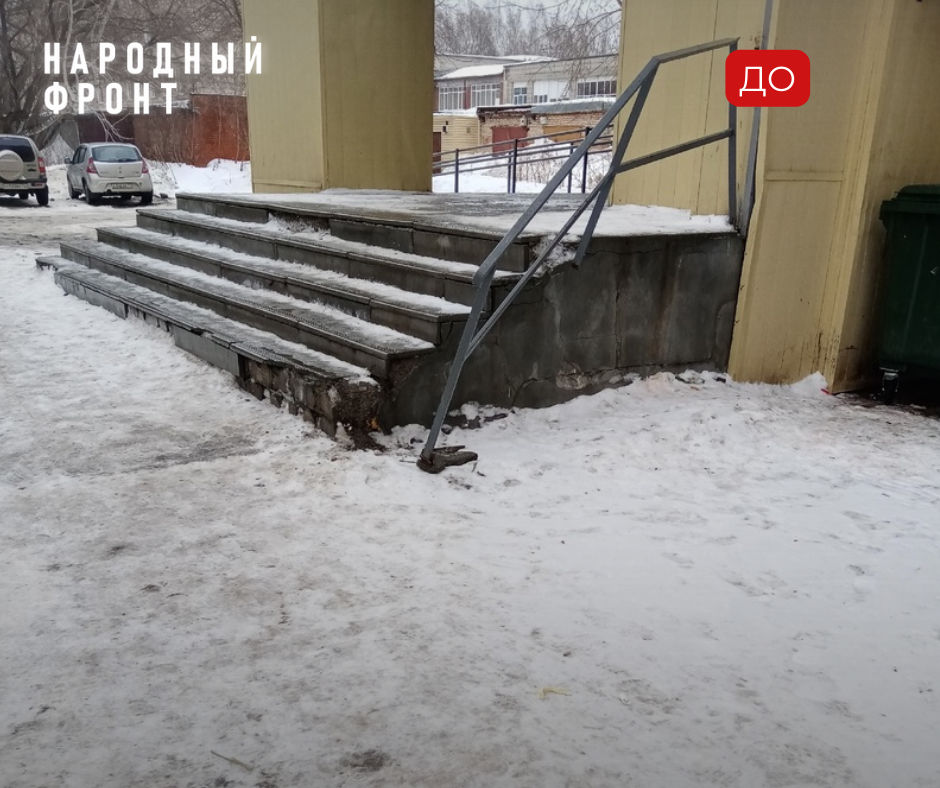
439;64;508;80
531;97;617;115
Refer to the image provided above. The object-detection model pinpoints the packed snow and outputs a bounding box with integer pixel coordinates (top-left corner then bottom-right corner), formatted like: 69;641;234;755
1;163;940;788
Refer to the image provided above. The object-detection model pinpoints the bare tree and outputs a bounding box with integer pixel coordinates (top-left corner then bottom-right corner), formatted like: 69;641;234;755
0;0;117;144
0;0;244;144
435;0;621;59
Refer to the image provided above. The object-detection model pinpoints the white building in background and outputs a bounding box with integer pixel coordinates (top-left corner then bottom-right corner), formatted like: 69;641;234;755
433;53;619;112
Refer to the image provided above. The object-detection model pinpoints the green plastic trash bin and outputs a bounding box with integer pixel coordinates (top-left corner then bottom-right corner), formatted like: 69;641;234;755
877;185;940;401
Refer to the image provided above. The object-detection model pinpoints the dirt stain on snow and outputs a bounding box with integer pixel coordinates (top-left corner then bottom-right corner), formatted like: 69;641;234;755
340;749;390;772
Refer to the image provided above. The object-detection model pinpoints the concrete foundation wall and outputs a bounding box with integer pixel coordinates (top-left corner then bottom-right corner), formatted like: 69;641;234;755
389;232;744;425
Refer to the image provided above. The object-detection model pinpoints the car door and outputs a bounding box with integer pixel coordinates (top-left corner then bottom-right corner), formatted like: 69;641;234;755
68;147;83;187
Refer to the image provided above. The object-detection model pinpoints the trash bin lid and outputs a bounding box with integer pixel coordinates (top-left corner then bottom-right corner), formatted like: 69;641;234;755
881;184;940;217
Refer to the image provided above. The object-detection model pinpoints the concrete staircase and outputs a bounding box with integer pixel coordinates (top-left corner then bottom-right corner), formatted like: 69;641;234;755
39;192;745;437
38;195;539;436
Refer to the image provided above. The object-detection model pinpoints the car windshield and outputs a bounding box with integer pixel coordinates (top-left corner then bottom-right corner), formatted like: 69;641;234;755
0;138;36;162
91;145;141;163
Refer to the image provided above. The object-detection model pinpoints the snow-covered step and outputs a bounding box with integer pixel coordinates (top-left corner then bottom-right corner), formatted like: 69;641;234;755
175;193;538;272
134;208;520;307
97;226;471;344
60;240;435;378
41;258;382;435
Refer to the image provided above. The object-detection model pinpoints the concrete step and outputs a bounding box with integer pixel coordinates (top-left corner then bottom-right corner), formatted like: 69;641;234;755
136;208;519;308
40;257;382;435
175;193;538;272
60;240;435;378
97;226;471;344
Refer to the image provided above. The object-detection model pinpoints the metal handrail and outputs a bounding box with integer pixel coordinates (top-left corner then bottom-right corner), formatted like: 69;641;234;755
432;126;614;162
434;136;614;174
434;128;616;195
418;37;740;472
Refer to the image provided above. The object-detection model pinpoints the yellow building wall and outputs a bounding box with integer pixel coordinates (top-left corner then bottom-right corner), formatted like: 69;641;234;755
433;115;481;155
243;0;324;192
613;0;765;215
244;0;434;193
731;0;940;391
729;0;892;386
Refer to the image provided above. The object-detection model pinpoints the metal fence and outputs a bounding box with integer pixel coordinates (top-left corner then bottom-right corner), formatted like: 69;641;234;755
433;127;615;195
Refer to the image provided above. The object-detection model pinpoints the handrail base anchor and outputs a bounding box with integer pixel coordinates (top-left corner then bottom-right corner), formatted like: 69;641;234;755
417;445;478;474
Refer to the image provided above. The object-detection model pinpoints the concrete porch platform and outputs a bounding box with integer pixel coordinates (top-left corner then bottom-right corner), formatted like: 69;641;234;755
176;189;735;243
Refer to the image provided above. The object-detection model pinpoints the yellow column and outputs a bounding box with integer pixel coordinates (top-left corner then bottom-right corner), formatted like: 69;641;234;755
243;0;434;193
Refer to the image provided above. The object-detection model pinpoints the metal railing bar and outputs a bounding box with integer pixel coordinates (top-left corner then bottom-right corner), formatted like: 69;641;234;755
431;127;616;162
653;37;738;64
741;107;760;238
614;129;733;175
434;136;615;169
435;150;615;178
465;61;659;293
435;150;614;180
575;74;655;267
467;180;612;356
740;0;773;237
727;40;739;226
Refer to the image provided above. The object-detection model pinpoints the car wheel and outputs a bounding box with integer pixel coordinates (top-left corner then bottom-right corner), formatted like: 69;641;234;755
35;187;49;206
83;180;100;205
18;192;28;200
68;179;79;199
140;191;153;206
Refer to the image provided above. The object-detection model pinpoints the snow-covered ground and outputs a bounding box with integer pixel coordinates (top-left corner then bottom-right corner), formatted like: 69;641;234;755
151;160;253;196
433;170;545;194
2;168;940;788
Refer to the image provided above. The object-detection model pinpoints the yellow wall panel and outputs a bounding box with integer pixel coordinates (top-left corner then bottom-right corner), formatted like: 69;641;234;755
245;0;434;193
614;0;764;216
243;0;324;192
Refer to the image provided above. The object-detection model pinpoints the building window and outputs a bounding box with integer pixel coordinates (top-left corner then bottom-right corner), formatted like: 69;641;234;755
470;82;500;107
512;84;528;105
438;84;464;111
576;78;618;98
532;79;567;104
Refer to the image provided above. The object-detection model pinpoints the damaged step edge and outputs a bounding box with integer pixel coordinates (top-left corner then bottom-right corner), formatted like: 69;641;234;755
37;256;384;438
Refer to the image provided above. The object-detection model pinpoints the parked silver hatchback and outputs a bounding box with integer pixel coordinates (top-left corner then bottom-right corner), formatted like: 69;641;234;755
0;135;49;206
65;143;153;205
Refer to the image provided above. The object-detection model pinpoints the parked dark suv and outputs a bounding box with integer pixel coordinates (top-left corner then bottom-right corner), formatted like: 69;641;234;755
0;135;49;206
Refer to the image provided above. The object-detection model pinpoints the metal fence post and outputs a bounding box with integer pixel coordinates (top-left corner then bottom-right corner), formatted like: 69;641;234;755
454;149;460;193
582;127;591;193
506;140;513;193
511;138;519;194
567;142;575;193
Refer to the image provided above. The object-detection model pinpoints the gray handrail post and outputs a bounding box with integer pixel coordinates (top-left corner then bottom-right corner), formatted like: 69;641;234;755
418;38;740;470
512;137;519;194
727;40;739;227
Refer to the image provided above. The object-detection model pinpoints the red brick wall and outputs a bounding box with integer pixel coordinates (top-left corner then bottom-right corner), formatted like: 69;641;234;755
78;95;250;166
190;95;250;166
